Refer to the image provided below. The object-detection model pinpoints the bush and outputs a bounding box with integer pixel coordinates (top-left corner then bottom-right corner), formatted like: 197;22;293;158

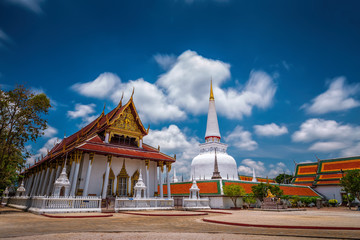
289;195;300;208
328;199;338;207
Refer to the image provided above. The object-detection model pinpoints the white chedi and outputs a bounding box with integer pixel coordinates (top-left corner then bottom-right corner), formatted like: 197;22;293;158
53;165;71;197
134;170;147;199
190;81;238;180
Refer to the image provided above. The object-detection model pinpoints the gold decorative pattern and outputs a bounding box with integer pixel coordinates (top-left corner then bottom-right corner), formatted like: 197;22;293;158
117;160;129;196
158;161;164;173
89;152;95;164
166;162;172;172
113;107;142;134
145;159;150;170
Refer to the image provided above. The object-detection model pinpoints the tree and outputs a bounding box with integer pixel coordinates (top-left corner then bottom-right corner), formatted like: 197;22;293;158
251;183;284;202
223;184;246;208
243;193;257;208
275;173;294;184
340;169;360;210
0;85;51;192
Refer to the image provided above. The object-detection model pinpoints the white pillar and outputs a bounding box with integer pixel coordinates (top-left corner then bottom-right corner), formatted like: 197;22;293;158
159;166;163;199
70;157;81;197
105;132;110;143
68;157;76;185
35;169;45;195
102;156;112;199
55;163;62;180
25;175;34;196
40;166;51;195
83;153;94;196
29;172;39;196
46;167;55;196
146;160;150;198
166;164;171;199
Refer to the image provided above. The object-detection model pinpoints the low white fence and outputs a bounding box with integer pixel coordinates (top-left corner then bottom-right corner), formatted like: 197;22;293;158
183;198;210;209
1;197;9;206
7;196;29;210
115;197;174;211
4;196;101;214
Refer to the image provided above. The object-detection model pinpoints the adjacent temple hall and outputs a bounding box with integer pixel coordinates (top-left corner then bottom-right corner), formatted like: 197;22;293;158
22;91;175;201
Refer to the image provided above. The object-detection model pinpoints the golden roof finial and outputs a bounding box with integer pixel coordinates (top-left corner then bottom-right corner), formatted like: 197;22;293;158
119;92;124;107
102;102;106;115
210;78;214;100
131;87;135;99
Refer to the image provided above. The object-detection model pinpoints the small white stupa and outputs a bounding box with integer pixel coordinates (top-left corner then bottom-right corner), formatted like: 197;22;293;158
53;163;71;197
189;180;200;200
252;168;257;182
172;168;179;183
134;170;147;199
190;80;238;180
16;180;26;197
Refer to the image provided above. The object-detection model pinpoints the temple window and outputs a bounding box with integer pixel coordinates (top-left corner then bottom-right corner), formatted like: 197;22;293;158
110;134;137;147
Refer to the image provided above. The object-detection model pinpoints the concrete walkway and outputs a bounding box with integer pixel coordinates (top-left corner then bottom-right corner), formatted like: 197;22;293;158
0;207;359;239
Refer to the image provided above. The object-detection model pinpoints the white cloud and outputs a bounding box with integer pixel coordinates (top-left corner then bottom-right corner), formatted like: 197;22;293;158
342;142;360;156
292;118;360;156
43;125;58;138
72;50;276;122
71;73;185;123
157;50;276;119
27;137;61;165
67;103;96;119
154;53;177;71
67;103;98;127
224;126;258;151
110;78;186;123
303;77;360;114
144;125;199;178
254;123;288;137
157;50;231;115
309;141;347;152
237;158;290;178
292;118;360;143
6;0;46;14
71;72;121;99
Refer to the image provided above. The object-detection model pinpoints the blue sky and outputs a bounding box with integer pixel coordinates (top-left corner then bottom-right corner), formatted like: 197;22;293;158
1;0;360;178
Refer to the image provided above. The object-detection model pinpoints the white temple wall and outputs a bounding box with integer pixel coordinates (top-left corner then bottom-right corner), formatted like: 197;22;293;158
208;196;241;209
87;155;107;196
78;153;90;191
314;186;343;203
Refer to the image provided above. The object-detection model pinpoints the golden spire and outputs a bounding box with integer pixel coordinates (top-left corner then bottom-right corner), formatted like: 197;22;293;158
210;79;214;100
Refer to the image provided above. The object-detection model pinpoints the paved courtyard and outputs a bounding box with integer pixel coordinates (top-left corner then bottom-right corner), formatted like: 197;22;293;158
0;207;359;239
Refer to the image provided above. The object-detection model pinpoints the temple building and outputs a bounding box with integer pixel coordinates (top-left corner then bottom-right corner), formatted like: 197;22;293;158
190;81;238;180
292;156;360;203
5;91;176;213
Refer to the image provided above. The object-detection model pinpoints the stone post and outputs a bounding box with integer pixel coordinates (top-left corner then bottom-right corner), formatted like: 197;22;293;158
83;153;94;196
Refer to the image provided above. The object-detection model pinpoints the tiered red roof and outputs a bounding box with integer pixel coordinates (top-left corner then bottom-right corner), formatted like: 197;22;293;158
163;180;320;197
26;96;174;172
292;157;360;186
239;175;276;183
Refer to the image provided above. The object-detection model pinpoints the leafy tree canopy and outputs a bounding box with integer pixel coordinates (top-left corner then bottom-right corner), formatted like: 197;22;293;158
223;184;246;207
0;85;51;192
251;183;284;201
275;173;294;184
340;169;360;203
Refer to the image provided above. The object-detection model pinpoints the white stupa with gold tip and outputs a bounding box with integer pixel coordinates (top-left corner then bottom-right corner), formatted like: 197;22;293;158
190;81;238;180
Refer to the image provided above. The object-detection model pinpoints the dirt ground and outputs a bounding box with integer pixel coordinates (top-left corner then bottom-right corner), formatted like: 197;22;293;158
0;206;359;240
